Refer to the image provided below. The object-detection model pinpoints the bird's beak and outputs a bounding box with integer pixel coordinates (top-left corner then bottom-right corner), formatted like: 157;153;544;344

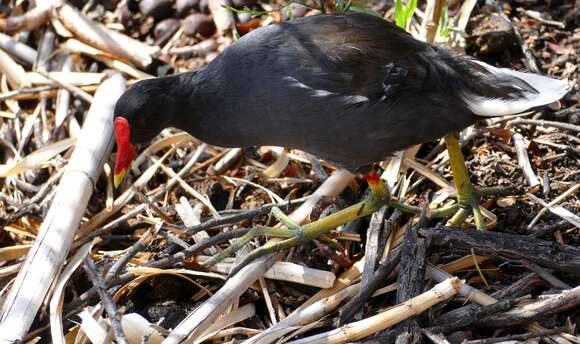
113;117;136;188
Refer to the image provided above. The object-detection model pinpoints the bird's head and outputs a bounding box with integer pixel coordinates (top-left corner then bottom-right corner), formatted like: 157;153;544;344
113;78;175;187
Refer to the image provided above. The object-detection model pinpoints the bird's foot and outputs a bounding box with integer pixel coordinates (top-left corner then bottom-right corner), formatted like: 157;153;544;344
387;183;520;229
444;132;527;230
448;181;486;230
203;173;390;277
448;184;521;230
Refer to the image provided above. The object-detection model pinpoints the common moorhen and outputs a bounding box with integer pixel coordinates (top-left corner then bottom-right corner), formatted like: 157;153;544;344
113;12;569;268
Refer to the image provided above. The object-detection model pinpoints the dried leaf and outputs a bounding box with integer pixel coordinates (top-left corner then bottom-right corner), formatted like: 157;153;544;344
0;137;76;177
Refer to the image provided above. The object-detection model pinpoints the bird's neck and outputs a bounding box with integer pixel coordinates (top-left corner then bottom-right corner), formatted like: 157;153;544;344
160;71;212;134
165;68;233;146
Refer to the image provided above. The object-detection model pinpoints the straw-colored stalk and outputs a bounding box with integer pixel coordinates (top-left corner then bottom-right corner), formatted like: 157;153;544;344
0;49;29;89
513;133;540;189
63;39;153;80
54;4;159;69
422;0;447;43
288;278;462;344
0;1;56;32
402;157;450;189
26;71;106;86
0;74;126;341
249;263;481;344
50;240;96;344
528;183;580;229
163;169;355;344
262;148;289;178
245;284;360;344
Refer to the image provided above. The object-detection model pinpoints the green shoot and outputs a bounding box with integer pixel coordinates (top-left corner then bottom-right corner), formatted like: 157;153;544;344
394;0;417;29
222;4;269;18
336;0;352;13
286;4;294;19
437;5;451;39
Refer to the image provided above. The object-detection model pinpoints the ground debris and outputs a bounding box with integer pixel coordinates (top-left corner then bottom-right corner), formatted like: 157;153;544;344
0;0;578;342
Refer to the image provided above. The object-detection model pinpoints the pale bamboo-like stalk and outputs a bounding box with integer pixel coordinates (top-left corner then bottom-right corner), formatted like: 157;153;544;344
527;193;580;229
288;278;462;344
55;55;73;128
0;32;38;65
196;257;336;289
163;169;354;344
513;133;540;189
527;183;580;229
63;39;153;80
0;74;126;342
54;4;159;69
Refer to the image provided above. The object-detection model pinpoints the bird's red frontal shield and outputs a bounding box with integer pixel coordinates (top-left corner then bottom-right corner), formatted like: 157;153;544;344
113;117;135;188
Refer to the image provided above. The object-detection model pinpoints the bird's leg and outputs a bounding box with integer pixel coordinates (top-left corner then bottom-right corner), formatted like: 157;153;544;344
444;133;487;230
387;135;519;227
201;225;300;268
204;173;390;276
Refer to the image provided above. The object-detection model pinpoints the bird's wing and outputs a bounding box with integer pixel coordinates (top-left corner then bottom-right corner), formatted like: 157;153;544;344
240;12;429;100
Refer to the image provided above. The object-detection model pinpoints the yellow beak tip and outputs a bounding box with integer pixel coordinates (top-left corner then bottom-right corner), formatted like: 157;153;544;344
113;171;126;189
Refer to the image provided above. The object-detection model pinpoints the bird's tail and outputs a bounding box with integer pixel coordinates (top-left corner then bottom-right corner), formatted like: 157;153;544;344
461;60;570;117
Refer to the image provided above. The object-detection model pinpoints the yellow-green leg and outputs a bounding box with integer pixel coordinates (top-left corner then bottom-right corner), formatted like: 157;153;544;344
203;175;391;276
444;133;486;230
203;152;510;276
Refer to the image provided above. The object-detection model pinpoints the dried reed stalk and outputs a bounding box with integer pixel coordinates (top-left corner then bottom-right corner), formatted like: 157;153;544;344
288;278;462;344
63;39;153;79
163;169;354;344
0;74;126;341
245;284;359;344
0;49;29;89
0;1;57;32
54;4;159;69
197;257;336;288
26;71;106;86
0;32;38;65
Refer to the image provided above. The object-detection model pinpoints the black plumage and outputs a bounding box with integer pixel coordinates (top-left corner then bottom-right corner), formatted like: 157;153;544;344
114;12;568;171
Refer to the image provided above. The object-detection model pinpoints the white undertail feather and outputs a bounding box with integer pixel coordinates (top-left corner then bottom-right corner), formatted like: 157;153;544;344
463;60;571;117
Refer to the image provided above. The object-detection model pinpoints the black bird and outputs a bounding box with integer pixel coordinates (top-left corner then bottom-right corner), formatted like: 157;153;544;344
113;12;569;231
